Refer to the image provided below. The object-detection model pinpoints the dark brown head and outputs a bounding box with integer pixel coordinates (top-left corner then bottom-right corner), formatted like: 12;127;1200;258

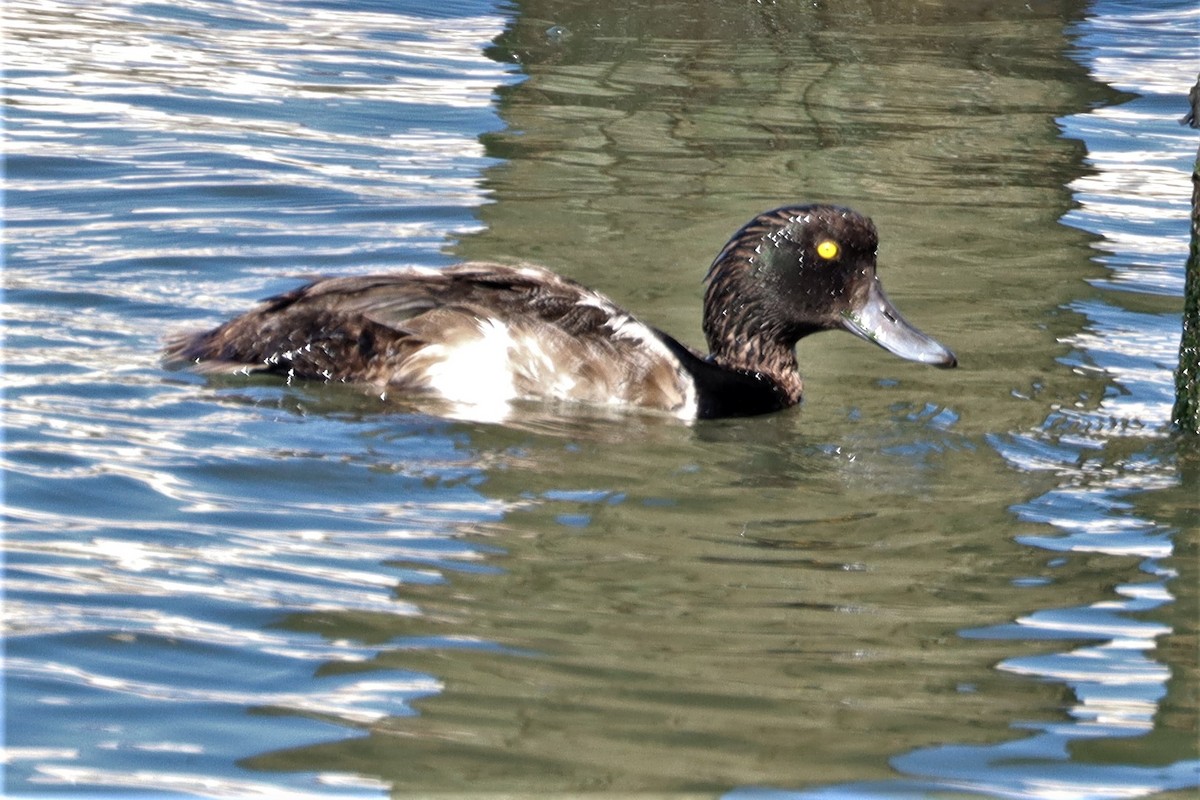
703;204;956;373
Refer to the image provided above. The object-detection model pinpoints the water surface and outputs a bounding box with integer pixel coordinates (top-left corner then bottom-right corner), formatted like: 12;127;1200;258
3;0;1197;797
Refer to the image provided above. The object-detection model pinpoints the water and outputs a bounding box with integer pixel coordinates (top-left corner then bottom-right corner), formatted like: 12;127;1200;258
3;0;1198;797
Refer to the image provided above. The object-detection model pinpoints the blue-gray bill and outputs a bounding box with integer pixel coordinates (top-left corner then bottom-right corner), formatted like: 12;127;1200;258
841;278;958;368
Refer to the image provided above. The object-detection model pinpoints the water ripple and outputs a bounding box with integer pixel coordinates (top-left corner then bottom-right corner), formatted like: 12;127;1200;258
4;1;519;794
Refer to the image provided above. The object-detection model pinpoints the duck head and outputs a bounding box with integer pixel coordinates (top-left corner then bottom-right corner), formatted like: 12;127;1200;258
703;204;957;375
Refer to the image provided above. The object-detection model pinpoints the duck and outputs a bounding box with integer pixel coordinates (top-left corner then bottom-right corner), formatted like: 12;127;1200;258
165;204;957;420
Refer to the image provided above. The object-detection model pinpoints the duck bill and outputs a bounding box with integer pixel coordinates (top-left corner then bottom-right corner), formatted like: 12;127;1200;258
840;278;957;368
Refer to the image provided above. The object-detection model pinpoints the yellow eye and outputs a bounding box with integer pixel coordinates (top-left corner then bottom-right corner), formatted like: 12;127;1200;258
816;240;840;260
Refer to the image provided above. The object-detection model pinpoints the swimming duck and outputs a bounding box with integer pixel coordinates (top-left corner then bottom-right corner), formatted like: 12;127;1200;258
165;204;956;419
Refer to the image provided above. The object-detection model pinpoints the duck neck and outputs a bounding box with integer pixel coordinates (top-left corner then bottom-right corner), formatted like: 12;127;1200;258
707;324;805;406
702;288;808;406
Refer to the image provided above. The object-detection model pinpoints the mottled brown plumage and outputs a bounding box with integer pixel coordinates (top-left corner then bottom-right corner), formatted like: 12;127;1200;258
166;205;956;419
167;264;697;413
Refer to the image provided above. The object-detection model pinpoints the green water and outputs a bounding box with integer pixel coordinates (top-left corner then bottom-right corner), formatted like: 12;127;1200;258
245;0;1195;793
4;0;1196;796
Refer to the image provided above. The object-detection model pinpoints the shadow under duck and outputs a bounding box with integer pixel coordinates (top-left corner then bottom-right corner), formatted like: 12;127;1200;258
165;204;957;420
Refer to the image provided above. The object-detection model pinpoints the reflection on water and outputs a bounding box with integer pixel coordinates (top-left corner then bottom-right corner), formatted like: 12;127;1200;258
5;0;516;796
5;0;513;323
832;2;1200;797
4;0;1198;797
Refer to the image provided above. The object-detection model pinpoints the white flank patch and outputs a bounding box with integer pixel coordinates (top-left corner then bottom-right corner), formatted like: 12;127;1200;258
657;378;697;421
418;294;700;422
420;319;518;421
577;294;700;419
511;332;578;399
606;310;700;418
674;386;699;421
605;313;660;347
